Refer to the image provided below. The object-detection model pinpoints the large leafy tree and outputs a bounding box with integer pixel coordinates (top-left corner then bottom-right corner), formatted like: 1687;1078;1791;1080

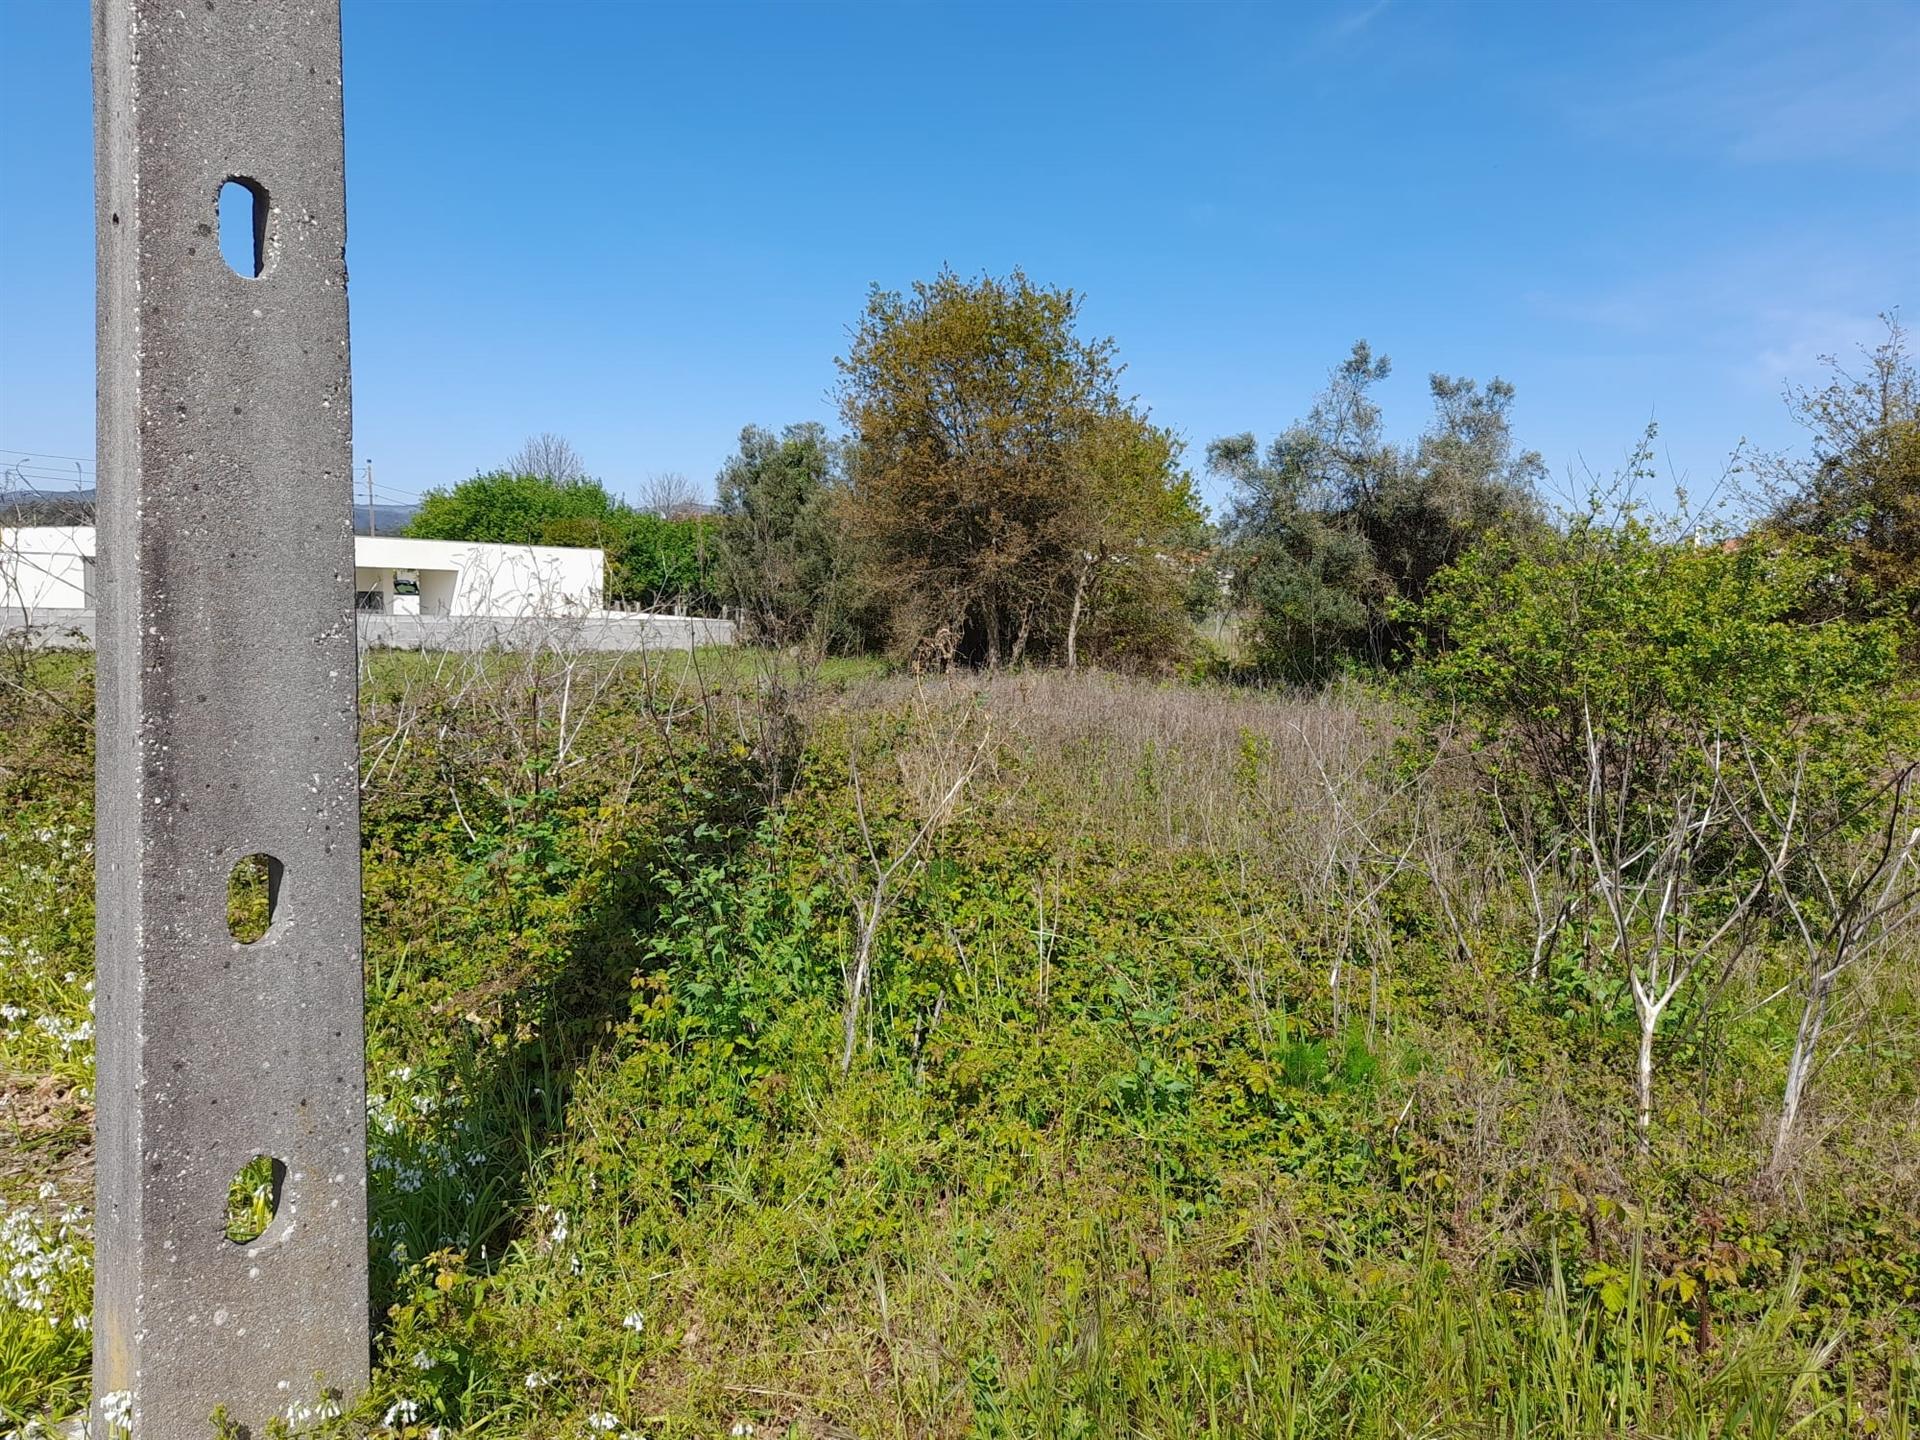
838;267;1190;669
714;422;858;648
1751;314;1919;645
606;511;720;612
1061;411;1211;671
1213;342;1543;680
406;470;619;547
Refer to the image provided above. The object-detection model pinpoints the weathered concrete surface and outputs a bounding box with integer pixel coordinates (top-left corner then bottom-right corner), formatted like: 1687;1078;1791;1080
92;2;368;1434
4;607;738;653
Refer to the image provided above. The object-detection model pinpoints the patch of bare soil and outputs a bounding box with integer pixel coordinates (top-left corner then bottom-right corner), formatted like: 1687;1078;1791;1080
0;1071;92;1205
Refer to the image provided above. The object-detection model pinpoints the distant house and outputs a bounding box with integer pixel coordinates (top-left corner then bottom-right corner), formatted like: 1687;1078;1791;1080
2;525;606;619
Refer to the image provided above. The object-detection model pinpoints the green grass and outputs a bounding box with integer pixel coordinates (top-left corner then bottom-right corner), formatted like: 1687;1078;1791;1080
2;652;1916;1436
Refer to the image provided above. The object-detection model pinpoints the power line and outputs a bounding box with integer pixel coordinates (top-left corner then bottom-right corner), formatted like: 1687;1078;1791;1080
4;446;436;508
2;481;93;498
5;447;399;477
0;446;96;469
2;465;95;478
4;451;424;490
2;462;94;479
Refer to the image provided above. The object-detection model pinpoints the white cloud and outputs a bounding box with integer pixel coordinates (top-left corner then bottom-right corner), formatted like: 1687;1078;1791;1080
1524;226;1911;395
1324;0;1391;44
1570;7;1920;166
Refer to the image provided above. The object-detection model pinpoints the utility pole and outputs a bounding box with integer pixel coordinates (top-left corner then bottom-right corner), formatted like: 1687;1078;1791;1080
365;457;376;535
93;1;368;1432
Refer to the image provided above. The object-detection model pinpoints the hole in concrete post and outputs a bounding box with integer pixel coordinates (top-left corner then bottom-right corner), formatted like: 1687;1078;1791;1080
226;1154;287;1243
217;177;269;277
227;853;284;943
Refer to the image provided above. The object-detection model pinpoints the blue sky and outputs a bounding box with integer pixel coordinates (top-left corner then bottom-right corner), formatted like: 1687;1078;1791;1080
2;0;1915;517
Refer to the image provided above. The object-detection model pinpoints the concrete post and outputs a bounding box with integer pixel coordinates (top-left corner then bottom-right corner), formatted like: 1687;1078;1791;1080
92;1;368;1434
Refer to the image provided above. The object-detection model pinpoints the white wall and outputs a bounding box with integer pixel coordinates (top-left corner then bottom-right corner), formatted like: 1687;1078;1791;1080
355;537;604;618
417;567;457;617
1;526;95;610
2;527;605;620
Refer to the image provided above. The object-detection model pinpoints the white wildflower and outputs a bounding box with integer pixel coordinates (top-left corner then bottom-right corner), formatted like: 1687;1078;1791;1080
285;1394;343;1426
0;1200;91;1323
382;1397;421;1427
621;1310;644;1333
98;1390;134;1434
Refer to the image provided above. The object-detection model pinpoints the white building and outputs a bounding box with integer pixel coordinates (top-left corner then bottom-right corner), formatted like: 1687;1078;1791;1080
349;534;604;617
2;526;606;618
0;526;95;609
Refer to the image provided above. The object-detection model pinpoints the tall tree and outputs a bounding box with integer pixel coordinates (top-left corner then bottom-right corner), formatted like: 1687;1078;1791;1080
506;432;588;486
606;510;721;611
1367;372;1546;626
839;267;1188;668
1214;341;1543;679
1060;412;1210;671
638;471;705;519
407;470;618;547
1210;343;1391;681
715;423;857;648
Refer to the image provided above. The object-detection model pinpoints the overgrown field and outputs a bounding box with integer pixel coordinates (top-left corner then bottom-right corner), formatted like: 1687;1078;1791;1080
3;647;1917;1437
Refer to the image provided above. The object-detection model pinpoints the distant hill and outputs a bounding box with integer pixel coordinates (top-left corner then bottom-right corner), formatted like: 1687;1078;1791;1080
354;503;418;536
1;487;94;525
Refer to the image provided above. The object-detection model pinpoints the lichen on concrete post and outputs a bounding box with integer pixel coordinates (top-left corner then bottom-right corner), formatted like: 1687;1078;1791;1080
92;1;368;1434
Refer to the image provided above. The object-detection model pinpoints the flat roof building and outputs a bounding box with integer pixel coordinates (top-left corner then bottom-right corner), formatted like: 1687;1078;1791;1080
2;525;606;619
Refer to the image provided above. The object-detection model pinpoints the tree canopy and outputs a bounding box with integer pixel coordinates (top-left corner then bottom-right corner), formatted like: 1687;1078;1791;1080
1419;511;1909;813
1213;342;1544;680
406;470;618;548
837;267;1202;670
1751;314;1919;640
714;422;860;649
506;432;589;485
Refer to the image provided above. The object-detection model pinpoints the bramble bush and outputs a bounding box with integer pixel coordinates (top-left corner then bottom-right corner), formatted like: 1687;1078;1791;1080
1415;505;1917;1153
2;636;1917;1435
